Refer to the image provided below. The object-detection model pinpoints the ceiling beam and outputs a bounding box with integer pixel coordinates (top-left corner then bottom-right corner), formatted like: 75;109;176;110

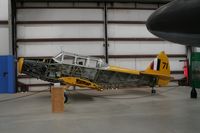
15;0;172;4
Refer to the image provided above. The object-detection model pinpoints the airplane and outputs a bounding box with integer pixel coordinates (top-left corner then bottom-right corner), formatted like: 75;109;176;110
18;51;171;102
146;0;200;46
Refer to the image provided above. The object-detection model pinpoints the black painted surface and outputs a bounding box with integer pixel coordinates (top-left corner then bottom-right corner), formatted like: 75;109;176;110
146;0;200;46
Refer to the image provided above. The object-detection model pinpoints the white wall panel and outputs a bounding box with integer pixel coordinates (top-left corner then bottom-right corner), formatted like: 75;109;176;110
17;24;104;38
169;58;185;71
0;0;9;55
17;9;103;21
112;3;157;8
0;0;8;20
18;42;104;57
0;26;9;55
194;47;200;52
109;41;186;55
108;24;156;38
109;58;136;69
108;9;154;21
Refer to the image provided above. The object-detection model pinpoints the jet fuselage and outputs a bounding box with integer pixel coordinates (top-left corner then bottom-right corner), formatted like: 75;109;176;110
146;0;200;46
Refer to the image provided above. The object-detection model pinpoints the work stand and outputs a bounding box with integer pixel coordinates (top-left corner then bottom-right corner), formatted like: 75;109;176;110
51;85;70;113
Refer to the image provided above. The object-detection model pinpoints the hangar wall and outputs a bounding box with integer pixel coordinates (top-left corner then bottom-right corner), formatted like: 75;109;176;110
0;0;9;55
15;2;186;89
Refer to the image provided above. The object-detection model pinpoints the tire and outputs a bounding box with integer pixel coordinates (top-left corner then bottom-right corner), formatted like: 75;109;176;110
64;92;68;103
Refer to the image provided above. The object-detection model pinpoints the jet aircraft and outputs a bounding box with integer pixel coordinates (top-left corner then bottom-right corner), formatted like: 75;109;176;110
18;51;171;102
146;0;200;46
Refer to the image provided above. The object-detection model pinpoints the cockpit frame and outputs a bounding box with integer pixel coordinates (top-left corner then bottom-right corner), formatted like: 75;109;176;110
53;52;108;68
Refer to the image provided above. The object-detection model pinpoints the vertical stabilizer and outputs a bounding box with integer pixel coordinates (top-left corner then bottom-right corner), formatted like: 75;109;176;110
142;51;171;86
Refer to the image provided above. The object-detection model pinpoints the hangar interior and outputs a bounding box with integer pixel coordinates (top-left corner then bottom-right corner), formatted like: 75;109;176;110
1;0;188;91
0;0;200;133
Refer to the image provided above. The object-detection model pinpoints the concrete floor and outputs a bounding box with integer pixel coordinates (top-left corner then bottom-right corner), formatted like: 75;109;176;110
0;86;200;133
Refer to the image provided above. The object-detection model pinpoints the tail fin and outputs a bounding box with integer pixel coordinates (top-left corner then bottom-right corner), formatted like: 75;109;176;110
141;51;171;86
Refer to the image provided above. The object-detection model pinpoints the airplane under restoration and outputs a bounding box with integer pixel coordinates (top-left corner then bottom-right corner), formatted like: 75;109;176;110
18;51;171;102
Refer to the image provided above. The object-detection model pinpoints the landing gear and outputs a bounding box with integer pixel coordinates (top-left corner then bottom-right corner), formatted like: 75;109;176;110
151;87;156;94
191;87;197;99
64;92;69;103
151;78;157;94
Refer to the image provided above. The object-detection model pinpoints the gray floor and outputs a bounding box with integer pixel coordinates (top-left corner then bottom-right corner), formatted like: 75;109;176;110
0;86;200;133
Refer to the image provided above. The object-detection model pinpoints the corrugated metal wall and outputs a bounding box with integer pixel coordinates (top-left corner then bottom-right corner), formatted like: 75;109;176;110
15;2;186;90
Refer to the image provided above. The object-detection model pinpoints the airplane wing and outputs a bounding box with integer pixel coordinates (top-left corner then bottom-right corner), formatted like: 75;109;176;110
59;77;103;91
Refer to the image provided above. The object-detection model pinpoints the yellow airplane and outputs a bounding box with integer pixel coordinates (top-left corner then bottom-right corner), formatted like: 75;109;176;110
18;51;170;102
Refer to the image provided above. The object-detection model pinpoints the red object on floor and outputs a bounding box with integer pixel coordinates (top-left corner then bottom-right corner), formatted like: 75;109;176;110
183;61;189;82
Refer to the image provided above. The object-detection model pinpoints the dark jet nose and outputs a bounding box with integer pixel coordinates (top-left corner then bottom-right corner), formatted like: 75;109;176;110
146;0;200;46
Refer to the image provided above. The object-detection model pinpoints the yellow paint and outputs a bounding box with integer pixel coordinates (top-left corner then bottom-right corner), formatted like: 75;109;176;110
59;77;102;91
141;51;171;86
106;51;171;86
108;66;140;75
18;58;24;73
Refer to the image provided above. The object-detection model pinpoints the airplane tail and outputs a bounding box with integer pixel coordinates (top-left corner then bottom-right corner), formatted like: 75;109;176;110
141;51;171;86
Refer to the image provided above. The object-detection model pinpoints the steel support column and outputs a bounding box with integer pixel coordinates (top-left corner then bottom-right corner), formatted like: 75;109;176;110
11;0;18;91
104;2;109;63
11;0;17;57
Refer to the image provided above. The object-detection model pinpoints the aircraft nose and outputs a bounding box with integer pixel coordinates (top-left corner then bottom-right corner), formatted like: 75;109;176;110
146;0;200;45
18;58;24;73
146;0;179;36
146;11;159;35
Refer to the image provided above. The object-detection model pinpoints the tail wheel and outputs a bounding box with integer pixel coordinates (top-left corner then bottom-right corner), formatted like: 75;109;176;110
151;78;157;94
151;89;156;94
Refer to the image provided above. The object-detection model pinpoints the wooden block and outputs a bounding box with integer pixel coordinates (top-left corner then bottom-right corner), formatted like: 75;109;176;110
51;87;64;113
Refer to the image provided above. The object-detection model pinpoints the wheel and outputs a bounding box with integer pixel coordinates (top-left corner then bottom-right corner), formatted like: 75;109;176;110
64;92;68;103
151;89;156;94
191;88;197;99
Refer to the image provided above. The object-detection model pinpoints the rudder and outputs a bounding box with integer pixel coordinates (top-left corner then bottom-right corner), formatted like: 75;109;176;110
142;51;171;86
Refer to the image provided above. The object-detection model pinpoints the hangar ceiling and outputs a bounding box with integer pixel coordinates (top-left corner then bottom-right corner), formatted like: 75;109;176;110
15;0;173;4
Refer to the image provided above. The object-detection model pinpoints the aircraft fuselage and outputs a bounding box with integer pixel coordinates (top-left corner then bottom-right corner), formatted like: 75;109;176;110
21;59;154;89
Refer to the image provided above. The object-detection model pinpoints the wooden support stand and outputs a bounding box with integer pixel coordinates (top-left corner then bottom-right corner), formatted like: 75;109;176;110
51;87;64;113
